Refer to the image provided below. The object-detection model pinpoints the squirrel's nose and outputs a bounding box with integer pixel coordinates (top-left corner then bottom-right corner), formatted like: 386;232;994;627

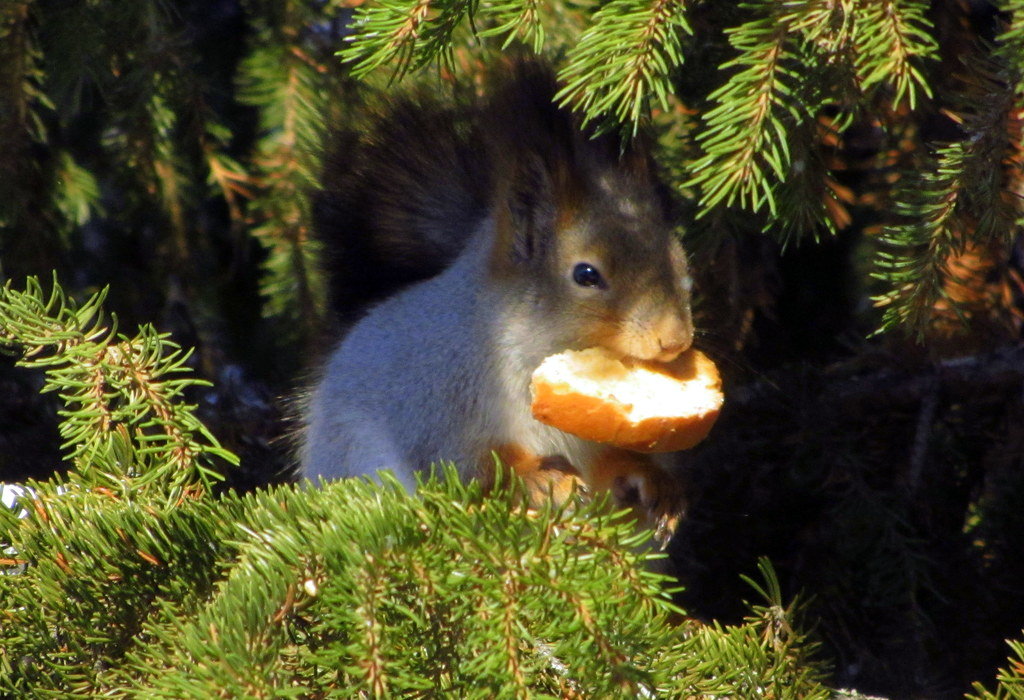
653;314;693;362
655;340;690;363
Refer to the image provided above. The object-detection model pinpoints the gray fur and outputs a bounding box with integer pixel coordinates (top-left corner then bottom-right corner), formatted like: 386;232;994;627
301;221;603;486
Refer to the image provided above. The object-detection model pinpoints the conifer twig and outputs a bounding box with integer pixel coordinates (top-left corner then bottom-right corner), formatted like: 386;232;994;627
852;0;936;108
0;276;236;490
557;0;690;132
687;4;800;216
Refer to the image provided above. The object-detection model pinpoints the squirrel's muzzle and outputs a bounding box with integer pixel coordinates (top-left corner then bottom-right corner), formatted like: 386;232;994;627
608;306;693;362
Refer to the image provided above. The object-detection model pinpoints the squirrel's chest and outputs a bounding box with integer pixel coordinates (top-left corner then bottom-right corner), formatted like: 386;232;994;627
442;289;603;472
485;359;603;471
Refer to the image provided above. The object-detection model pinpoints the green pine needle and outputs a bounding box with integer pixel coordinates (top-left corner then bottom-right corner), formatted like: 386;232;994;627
341;0;477;81
968;638;1024;699
0;275;237;492
851;0;937;109
871;28;1023;338
687;4;803;217
1;465;832;697
478;0;545;52
237;39;330;338
871;143;965;336
556;0;691;133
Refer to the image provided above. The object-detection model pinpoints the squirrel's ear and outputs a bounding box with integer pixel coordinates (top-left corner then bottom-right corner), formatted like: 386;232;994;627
496;152;557;263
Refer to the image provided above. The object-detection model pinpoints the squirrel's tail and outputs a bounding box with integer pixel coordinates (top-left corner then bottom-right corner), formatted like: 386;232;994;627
315;87;491;324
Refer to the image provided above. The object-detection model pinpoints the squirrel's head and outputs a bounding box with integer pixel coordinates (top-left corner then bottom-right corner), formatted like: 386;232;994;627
485;68;693;363
490;159;693;363
551;193;694;363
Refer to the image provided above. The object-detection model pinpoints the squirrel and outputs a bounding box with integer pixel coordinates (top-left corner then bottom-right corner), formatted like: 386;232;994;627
300;62;695;536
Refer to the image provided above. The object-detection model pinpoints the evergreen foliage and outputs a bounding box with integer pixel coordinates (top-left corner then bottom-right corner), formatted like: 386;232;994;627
0;276;236;492
236;5;340;342
850;0;936;109
557;0;690;131
0;470;830;697
684;3;806;219
872;8;1023;336
2;0;1020;353
0;0;348;383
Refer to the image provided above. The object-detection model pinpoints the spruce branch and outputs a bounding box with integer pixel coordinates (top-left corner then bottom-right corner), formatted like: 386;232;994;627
769;113;846;242
872;22;1024;337
0;0;64;274
341;0;476;80
851;0;937;109
954;56;1023;245
52;151;103;231
872;143;966;336
995;0;1024;229
556;0;690;132
744;2;862;241
968;637;1024;699
998;0;1024;98
0;276;237;491
95;7;198;264
687;3;803;217
238;36;331;341
0;1;49;151
779;0;855;52
2;460;832;696
202;121;253;228
0;486;245;695
148;89;192;256
667;558;829;697
478;0;544;52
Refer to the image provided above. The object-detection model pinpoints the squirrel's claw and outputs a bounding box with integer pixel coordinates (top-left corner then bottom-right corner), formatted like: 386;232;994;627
611;469;685;548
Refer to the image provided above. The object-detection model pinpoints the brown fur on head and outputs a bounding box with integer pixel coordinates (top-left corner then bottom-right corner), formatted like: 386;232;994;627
485;63;694;362
315;92;491;325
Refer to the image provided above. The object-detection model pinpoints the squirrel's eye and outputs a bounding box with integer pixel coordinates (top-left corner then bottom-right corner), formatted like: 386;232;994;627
572;262;605;289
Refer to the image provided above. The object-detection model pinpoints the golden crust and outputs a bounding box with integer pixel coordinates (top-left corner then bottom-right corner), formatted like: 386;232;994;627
530;349;723;453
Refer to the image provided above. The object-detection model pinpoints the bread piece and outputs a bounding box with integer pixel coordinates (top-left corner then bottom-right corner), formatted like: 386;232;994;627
530;348;723;453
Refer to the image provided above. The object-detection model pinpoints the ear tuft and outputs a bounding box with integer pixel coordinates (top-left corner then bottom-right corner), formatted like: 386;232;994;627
503;153;556;263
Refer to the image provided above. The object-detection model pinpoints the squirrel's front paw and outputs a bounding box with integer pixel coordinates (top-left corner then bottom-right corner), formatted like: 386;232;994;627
489;444;587;508
590;449;686;546
524;455;588;507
